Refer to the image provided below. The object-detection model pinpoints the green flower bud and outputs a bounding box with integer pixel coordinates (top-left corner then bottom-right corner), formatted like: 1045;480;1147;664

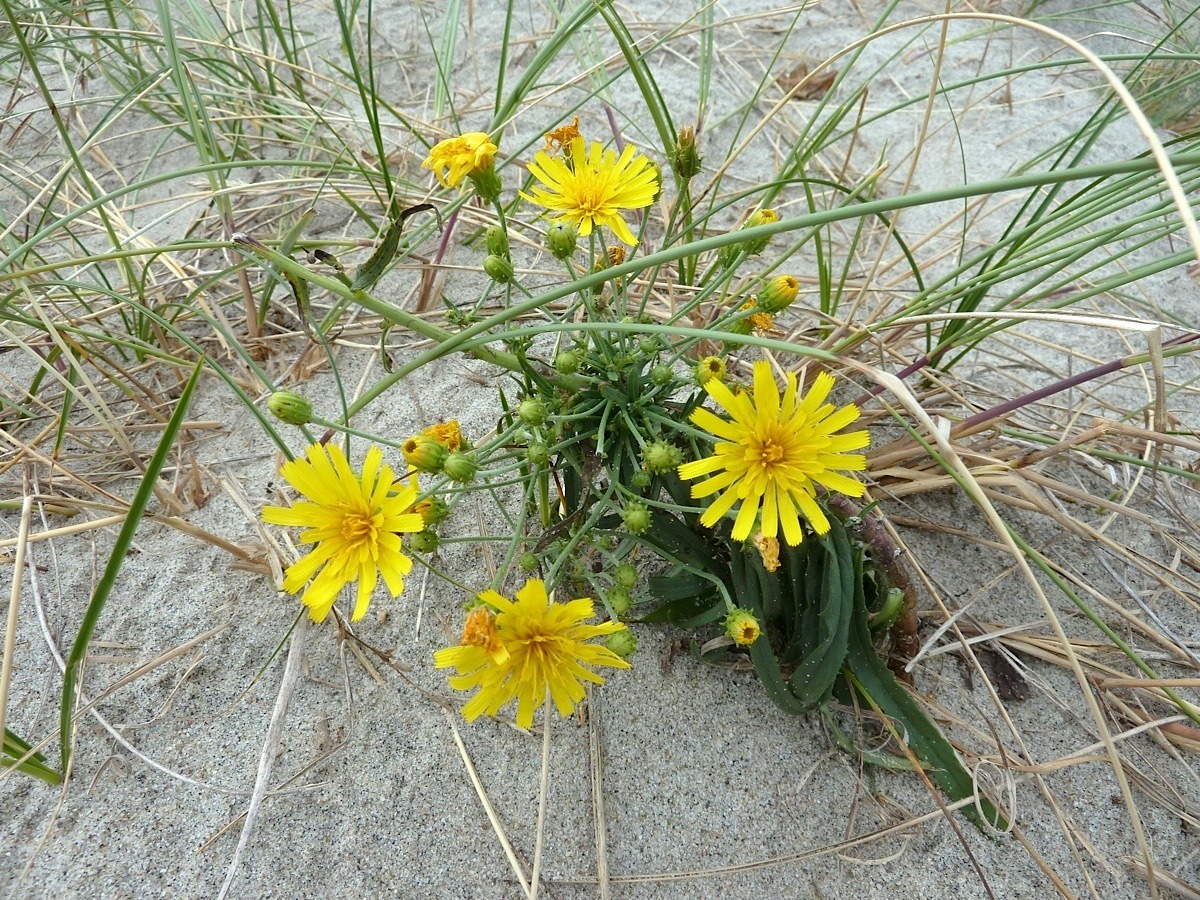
408;530;440;553
630;471;652;492
413;497;450;527
517;397;549;427
671;125;703;181
755;274;800;314
614;562;638;589
267;390;313;426
695;355;727;386
443;450;478;484
649;365;675;387
485;224;509;258
605;629;638;660
606;586;633;617
554;350;581;375
518;551;540;572
621;500;651;535
725;608;762;646
720;207;778;266
402;434;449;473
546;222;578;260
525;441;550;466
483;254;513;283
642;440;683;474
638;335;663;354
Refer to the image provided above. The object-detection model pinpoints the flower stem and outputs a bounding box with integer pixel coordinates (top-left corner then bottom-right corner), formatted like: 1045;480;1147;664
530;693;552;900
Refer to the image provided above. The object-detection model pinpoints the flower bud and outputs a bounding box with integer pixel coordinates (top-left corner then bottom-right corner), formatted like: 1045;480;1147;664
605;630;638;660
695;355;727;386
485;225;509;258
518;551;540;572
408;530;440;553
720;208;778;266
525;441;550;466
725;608;762;646
755;274;799;314
606;586;633;617
614;562;638;589
630;471;652;492
443;450;478;484
672;125;703;180
267;390;313;425
642;440;683;474
649;365;675;387
413;497;451;527
546;222;578;260
740;208;779;256
517;397;549;427
483;254;513;283
621;500;651;535
403;434;449;473
554;350;581;374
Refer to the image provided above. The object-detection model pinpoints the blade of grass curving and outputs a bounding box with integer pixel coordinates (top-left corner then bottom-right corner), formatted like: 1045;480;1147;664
3;728;61;785
59;361;204;772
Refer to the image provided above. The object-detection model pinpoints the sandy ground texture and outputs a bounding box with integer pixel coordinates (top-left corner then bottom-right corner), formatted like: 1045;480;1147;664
4;0;1200;897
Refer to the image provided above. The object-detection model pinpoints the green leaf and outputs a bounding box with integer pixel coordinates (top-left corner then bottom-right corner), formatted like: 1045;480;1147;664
4;727;62;785
639;592;723;628
844;550;1008;832
788;523;854;708
59;362;204;772
732;550;808;716
350;202;436;292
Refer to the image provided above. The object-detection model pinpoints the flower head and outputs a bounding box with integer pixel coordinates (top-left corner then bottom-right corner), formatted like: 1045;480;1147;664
725;609;762;646
422;132;498;188
678;361;870;545
434;579;630;728
262;443;425;622
521;137;658;246
543;116;581;154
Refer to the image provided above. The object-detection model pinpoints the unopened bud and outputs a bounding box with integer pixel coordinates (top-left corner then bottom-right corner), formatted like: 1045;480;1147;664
546;222;578;260
517;397;549;427
267;391;313;425
614;562;638;589
554;350;581;374
483;254;513;283
621;500;651;535
755;274;800;314
642;441;683;474
402;434;449;473
606;586;633;617
605;629;638;659
443;451;478;484
408;530;440;553
672;125;703;180
485;225;509;258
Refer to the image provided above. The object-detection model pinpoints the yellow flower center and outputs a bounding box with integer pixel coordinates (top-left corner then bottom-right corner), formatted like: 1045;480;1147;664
758;439;786;466
340;510;378;544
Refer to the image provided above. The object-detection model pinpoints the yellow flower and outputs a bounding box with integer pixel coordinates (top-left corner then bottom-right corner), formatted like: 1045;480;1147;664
543;116;581;154
521;137;658;246
678;361;870;545
434;579;630;729
262;443;425;622
422;132;498;188
423;420;464;453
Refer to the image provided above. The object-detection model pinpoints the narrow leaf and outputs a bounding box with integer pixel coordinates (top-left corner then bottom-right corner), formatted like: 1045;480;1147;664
59;362;204;772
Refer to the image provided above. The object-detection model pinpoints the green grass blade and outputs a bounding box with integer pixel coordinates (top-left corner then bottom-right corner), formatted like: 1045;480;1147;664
58;362;204;772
